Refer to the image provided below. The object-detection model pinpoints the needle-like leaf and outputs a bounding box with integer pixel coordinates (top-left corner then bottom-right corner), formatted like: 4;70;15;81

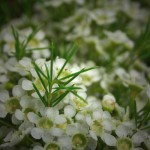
52;91;69;107
32;83;47;106
56;44;78;79
34;66;49;98
50;42;54;82
59;66;99;81
32;62;48;80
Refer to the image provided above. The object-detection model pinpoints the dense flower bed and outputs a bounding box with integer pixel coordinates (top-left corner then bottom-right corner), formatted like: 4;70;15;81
0;0;150;150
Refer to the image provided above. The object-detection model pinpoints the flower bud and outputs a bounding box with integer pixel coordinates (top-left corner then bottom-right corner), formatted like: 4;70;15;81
102;94;116;112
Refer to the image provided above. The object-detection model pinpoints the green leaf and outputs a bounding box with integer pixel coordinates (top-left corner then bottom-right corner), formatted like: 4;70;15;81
56;44;78;79
24;26;42;48
129;97;137;127
50;42;54;82
45;63;51;90
70;90;87;103
34;66;49;97
32;62;48;80
132;18;150;60
11;25;43;60
32;83;47;106
58;84;87;103
52;91;69;107
64;66;99;85
52;86;81;93
11;26;24;60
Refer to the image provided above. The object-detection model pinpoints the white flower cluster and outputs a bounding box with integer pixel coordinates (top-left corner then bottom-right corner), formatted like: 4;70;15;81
0;55;149;150
0;0;150;149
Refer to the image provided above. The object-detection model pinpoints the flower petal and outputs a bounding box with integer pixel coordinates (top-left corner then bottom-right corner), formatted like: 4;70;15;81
22;79;33;90
101;133;116;146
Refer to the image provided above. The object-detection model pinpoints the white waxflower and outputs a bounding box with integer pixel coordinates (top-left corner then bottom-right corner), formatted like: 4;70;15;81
90;9;116;25
75;96;102;123
27;107;66;141
0;90;21;118
79;61;100;86
53;57;82;84
5;57;27;76
22;57;83;99
66;123;92;150
104;30;134;49
18;57;32;75
67;90;87;110
117;137;133;150
87;110;116;146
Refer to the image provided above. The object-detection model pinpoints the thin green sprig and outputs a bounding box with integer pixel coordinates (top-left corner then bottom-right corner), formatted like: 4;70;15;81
130;19;150;62
11;26;50;60
129;96;150;130
32;43;98;107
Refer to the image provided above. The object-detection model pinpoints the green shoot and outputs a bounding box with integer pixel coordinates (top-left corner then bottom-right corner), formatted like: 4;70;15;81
56;44;78;79
50;42;54;82
31;43;98;107
11;26;50;60
32;83;47;106
131;19;150;61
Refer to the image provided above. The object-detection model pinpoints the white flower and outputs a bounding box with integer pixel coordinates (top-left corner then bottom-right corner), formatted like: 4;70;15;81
117;137;133;150
87;110;116;146
0;90;21;118
67;91;87;110
79;61;100;86
90;9;116;25
66;123;90;150
27;108;66;141
104;30;134;49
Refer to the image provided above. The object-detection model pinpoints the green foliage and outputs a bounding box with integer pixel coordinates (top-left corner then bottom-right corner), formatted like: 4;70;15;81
32;44;98;107
132;19;150;61
11;26;50;60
